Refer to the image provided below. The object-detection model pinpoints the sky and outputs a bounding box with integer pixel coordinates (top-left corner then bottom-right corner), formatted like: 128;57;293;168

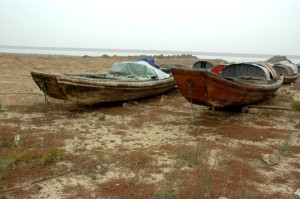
0;0;299;56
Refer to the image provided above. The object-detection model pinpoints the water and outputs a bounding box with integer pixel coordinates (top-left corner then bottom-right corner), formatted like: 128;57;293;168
0;46;299;64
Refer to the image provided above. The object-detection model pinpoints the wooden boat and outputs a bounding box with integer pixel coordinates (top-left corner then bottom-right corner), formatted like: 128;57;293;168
273;61;299;84
171;63;283;108
193;61;214;70
31;61;176;105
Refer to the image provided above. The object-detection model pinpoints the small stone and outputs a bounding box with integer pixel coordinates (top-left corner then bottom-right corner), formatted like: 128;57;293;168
261;154;279;165
14;134;21;146
294;189;300;199
248;108;258;114
122;101;138;106
122;103;130;107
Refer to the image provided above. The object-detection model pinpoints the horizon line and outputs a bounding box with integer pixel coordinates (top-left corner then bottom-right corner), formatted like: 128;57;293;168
0;45;299;59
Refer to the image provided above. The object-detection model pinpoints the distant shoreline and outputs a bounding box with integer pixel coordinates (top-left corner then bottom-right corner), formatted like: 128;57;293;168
1;45;299;64
1;45;299;59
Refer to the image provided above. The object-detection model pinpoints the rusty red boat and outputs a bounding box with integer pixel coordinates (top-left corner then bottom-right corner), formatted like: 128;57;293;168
171;63;283;108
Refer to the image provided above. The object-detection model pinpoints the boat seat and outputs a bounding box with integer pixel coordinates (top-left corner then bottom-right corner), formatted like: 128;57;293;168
238;76;266;80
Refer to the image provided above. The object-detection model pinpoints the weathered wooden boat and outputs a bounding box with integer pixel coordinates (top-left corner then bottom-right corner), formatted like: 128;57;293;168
31;61;176;105
171;63;283;108
273;61;299;84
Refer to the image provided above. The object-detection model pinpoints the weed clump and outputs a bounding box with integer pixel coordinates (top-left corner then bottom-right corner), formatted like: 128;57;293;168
0;171;6;180
176;145;204;167
276;140;292;157
154;190;175;199
97;113;106;121
40;148;64;166
0;157;18;169
291;101;300;112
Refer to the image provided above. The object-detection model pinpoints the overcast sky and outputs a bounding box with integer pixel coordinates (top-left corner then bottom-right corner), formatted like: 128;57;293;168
0;0;299;56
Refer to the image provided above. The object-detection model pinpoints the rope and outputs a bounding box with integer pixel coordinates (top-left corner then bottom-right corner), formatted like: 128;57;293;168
187;69;201;117
188;79;196;117
0;93;43;95
0;169;74;193
38;80;78;119
0;139;179;194
291;90;299;99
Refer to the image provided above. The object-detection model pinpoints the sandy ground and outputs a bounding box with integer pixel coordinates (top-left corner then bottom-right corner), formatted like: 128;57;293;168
0;53;300;199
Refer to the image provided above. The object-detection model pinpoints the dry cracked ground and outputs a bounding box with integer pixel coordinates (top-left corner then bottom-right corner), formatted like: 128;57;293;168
0;53;300;199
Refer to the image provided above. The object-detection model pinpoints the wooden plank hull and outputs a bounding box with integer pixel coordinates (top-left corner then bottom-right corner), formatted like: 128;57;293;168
171;67;283;108
31;72;68;100
283;73;300;84
31;71;176;105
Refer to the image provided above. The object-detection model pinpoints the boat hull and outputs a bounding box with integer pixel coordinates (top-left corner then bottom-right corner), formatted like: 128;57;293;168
31;71;176;105
283;73;300;84
171;67;283;107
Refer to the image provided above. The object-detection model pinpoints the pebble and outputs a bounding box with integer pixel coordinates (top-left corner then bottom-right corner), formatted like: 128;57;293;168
294;189;300;199
261;154;279;165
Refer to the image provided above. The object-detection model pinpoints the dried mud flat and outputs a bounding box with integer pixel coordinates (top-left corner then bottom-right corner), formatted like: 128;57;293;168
0;53;300;199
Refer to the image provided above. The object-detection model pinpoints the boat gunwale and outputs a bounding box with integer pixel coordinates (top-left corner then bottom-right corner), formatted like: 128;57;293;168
31;71;175;88
57;78;176;90
283;73;300;79
57;75;175;88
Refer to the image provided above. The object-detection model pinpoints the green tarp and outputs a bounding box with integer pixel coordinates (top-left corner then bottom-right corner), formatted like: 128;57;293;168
106;61;170;80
